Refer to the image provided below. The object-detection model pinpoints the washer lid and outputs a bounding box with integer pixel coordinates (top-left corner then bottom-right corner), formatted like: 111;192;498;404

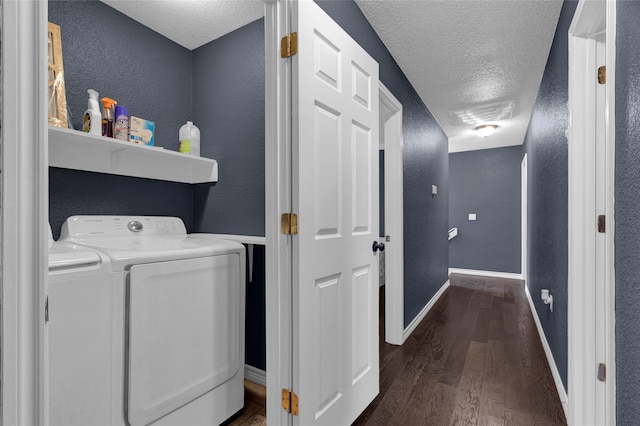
48;242;103;271
59;215;244;271
59;235;243;271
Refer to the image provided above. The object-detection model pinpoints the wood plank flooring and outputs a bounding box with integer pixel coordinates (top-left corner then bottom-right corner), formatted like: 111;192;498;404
353;274;566;426
227;274;565;425
224;380;266;426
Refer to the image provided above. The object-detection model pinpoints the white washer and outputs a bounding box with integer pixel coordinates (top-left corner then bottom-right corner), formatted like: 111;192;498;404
47;226;116;426
59;215;246;426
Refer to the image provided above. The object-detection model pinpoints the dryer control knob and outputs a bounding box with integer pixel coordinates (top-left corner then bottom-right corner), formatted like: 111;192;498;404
128;221;143;233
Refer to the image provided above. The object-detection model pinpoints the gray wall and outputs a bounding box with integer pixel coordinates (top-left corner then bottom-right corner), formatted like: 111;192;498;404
449;146;521;274
190;19;266;369
316;0;450;328
48;0;449;369
244;246;266;370
48;0;194;237
521;0;577;390
615;1;640;422
48;0;192;149
192;19;265;236
48;1;266;371
49;169;194;239
194;0;448;366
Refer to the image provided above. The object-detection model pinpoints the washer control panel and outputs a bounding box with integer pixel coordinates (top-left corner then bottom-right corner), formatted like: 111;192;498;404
127;221;144;233
61;216;187;238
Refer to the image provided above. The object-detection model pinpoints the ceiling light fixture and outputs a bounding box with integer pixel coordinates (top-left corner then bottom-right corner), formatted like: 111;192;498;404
450;100;515;126
475;124;498;137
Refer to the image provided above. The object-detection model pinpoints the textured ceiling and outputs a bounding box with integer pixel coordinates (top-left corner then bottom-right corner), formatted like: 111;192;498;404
102;0;563;153
355;0;563;152
100;0;264;50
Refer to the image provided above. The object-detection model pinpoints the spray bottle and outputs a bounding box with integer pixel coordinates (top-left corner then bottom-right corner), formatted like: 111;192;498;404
82;89;102;135
114;105;129;141
100;97;117;137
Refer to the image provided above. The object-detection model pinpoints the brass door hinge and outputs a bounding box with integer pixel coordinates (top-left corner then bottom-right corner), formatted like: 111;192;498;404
598;66;606;84
598;363;606;382
282;388;299;415
281;32;298;58
281;213;298;235
598;215;606;233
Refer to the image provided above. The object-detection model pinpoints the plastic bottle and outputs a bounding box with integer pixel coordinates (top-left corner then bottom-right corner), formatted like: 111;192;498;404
114;105;129;141
82;89;102;135
179;121;200;156
100;97;117;137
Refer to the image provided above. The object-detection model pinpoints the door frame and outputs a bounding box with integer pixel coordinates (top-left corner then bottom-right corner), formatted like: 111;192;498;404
567;0;616;424
378;83;404;345
265;2;398;422
521;154;528;283
1;0;49;424
264;0;293;425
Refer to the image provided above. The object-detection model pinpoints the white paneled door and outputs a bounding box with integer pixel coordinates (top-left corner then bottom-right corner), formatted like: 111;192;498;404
292;1;380;424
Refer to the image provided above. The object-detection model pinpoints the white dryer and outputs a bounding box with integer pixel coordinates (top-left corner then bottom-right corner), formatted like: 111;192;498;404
59;215;246;426
48;226;117;426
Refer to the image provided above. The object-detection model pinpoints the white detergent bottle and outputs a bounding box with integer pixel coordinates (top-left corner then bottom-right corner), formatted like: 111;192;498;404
82;89;102;135
179;121;200;156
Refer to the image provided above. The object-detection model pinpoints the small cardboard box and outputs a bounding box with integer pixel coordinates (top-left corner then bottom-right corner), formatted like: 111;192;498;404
129;116;155;146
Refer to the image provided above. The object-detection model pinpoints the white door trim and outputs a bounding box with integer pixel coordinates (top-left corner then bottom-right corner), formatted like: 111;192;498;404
567;0;616;424
264;1;292;425
379;83;404;345
603;4;617;424
521;154;528;283
1;0;49;424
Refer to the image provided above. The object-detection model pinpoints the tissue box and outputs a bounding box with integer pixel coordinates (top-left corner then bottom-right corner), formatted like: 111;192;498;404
129;116;155;146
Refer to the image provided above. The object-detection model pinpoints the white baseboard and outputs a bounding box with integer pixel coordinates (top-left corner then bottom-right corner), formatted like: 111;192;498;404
244;364;266;387
524;284;569;419
402;280;450;342
448;267;523;280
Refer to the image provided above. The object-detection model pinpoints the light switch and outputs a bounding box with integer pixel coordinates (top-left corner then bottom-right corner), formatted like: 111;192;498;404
431;185;438;195
468;213;477;221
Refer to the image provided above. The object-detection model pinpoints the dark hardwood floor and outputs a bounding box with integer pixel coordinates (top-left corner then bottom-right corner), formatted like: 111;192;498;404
353;274;567;426
225;380;266;426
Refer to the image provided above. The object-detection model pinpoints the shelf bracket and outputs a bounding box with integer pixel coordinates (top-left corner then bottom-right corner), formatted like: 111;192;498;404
110;148;128;171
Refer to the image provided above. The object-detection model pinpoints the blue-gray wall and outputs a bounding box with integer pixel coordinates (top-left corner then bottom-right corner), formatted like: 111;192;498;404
449;146;521;274
316;0;450;328
521;0;577;391
244;246;266;370
615;1;640;422
48;1;266;371
49;0;449;369
49;169;194;239
192;19;265;236
48;0;194;237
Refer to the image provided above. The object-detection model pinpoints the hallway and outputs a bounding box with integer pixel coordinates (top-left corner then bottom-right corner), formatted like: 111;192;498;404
353;274;566;425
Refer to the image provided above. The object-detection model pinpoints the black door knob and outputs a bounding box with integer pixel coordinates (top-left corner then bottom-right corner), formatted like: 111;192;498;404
372;241;385;253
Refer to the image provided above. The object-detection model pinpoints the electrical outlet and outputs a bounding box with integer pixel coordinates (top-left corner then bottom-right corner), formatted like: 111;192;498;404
541;289;554;312
468;213;477;221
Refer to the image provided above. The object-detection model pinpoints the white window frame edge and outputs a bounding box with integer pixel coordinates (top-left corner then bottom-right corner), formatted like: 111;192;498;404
378;83;404;346
264;0;293;425
1;1;49;425
567;0;616;424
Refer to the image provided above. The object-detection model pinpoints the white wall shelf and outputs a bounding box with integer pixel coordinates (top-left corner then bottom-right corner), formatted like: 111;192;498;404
49;127;218;184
